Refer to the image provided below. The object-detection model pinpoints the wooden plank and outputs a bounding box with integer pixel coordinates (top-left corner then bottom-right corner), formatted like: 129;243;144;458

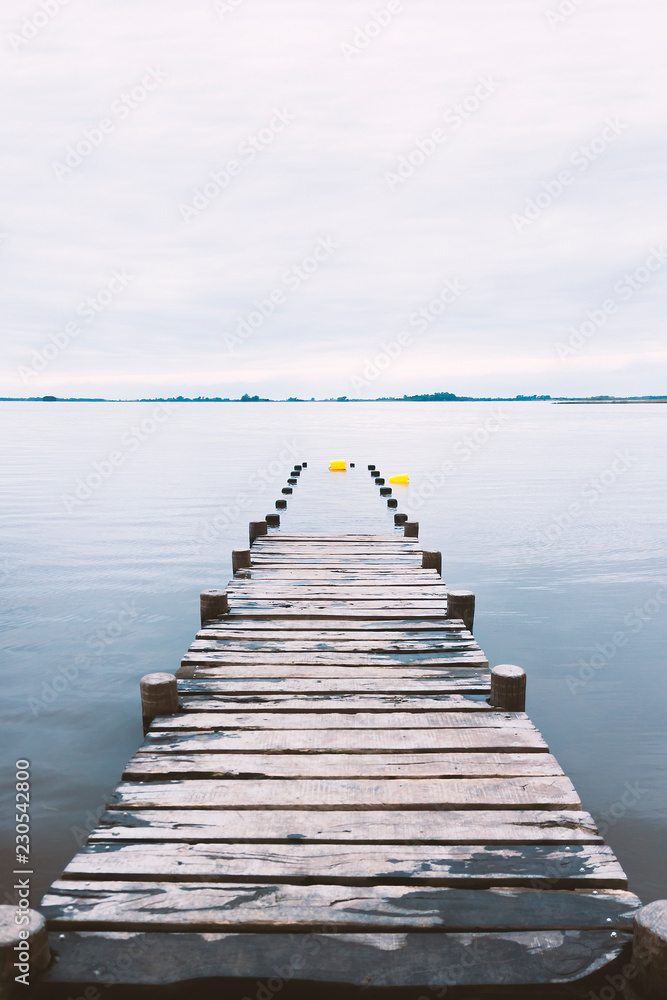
177;676;490;693
224;604;448;619
189;638;475;652
228;586;447;597
42;882;640;931
107;776;579;810
197;625;467;640
62;842;624;887
34;928;634;988
197;618;462;631
151;710;523;730
182;651;487;667
176;666;490;684
123;751;564;780
250;566;441;583
90;808;603;843
142;727;548;753
176;695;491;712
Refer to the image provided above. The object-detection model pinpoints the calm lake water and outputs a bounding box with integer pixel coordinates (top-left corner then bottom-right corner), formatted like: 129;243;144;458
1;400;666;907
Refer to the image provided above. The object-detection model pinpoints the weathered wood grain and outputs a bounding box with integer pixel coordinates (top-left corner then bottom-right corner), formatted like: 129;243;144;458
177;667;490;685
62;842;624;887
176;695;491;712
123;751;563;780
41;882;640;931
196;626;468;641
90;808;602;843
198;618;459;632
34;928;634;988
150;710;528;730
225;603;448;618
107;776;579;810
189;638;474;653
182;650;487;667
141;727;548;753
177;676;490;694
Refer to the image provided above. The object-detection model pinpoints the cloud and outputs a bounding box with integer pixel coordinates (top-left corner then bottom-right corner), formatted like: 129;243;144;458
2;0;666;397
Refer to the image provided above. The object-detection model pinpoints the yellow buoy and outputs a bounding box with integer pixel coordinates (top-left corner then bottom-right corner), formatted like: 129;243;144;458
389;474;409;485
330;460;346;471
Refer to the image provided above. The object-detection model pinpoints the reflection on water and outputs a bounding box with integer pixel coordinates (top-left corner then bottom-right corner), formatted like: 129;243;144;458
1;401;666;903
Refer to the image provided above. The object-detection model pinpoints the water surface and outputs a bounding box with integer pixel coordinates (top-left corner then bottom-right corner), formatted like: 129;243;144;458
1;401;665;904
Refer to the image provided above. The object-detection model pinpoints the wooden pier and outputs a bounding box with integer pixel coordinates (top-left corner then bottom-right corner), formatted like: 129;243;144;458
12;465;667;996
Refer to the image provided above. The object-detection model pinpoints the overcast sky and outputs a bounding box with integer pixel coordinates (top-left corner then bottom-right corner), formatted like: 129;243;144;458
1;0;666;399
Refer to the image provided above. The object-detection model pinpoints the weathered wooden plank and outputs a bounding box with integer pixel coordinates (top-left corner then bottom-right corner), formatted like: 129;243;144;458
107;776;579;810
248;569;437;578
225;604;448;619
150;710;525;730
227;579;447;601
142;727;548;753
249;543;421;551
190;638;469;653
176;695;491;712
90;808;603;843
177;667;489;684
123;751;564;780
187;643;482;659
41;882;640;931
177;676;490;693
34;928;634;988
197;626;467;640
62;842;624;887
197;618;461;632
182;650;487;668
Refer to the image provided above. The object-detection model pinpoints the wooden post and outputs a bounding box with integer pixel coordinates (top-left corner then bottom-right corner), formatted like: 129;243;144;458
404;521;419;538
447;589;475;630
200;589;228;625
276;499;287;509
371;470;380;478
376;478;385;485
380;487;391;496
249;520;267;546
265;513;280;526
394;512;407;524
291;469;301;477
140;672;178;732
232;550;251;574
0;905;50;987
368;465;375;470
281;487;292;494
294;464;302;471
634;900;667;998
288;478;297;485
301;462;307;467
387;498;398;508
422;550;442;575
490;664;526;712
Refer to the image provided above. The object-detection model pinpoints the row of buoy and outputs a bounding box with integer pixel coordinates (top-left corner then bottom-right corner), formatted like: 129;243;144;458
368;463;411;523
264;462;307;526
